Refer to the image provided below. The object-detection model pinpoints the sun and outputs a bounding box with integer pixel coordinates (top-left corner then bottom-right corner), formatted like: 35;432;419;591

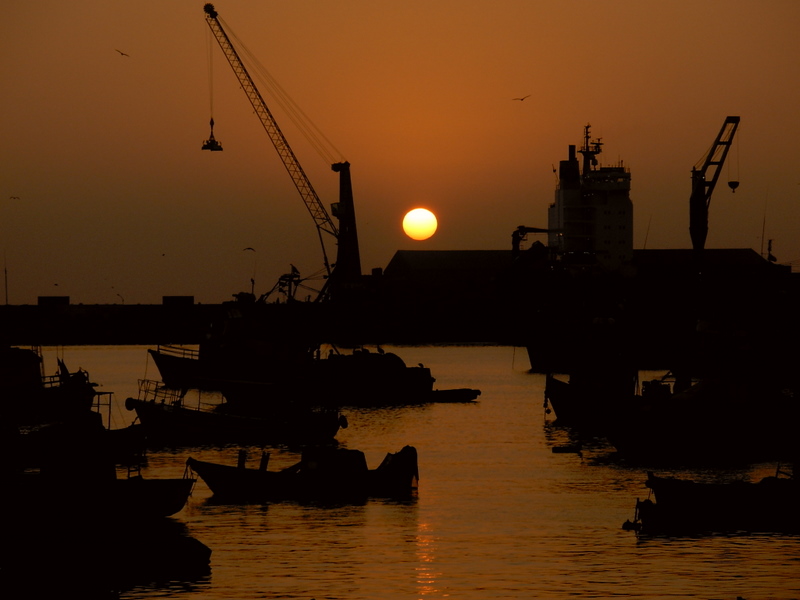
402;208;438;241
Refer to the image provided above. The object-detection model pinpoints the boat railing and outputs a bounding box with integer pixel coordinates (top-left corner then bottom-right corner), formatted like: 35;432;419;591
93;390;115;429
40;366;92;390
41;373;62;389
155;344;200;360
137;378;185;406
136;378;222;412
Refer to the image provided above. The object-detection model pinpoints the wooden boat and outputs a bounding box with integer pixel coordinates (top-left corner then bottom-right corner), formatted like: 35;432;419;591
626;469;799;535
7;411;195;521
546;367;799;464
14;410;146;471
4;517;211;596
149;342;480;407
544;364;673;429
187;445;419;502
603;376;799;464
7;471;196;522
1;345;98;425
125;379;346;446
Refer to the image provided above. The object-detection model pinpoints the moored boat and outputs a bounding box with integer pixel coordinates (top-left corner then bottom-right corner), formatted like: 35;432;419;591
187;444;419;502
603;376;799;464
7;410;196;522
126;379;346;446
149;342;479;407
545;363;799;465
625;468;799;535
1;345;98;426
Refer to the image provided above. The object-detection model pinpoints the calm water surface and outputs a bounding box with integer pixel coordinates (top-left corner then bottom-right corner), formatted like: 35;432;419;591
40;345;799;599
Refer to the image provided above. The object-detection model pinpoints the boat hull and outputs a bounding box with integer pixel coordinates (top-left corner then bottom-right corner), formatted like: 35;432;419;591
632;472;800;535
8;473;195;520
126;395;345;446
149;346;477;407
187;445;419;502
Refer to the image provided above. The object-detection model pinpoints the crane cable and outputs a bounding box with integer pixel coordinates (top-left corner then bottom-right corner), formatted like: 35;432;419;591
221;17;345;167
207;26;215;120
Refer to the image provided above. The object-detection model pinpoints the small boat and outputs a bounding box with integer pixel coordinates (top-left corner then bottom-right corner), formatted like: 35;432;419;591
125;379;346;446
625;468;799;535
187;444;419;502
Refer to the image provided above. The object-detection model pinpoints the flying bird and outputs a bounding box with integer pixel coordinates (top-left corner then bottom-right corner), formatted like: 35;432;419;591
9;196;20;199
115;49;130;57
243;247;256;251
512;95;531;101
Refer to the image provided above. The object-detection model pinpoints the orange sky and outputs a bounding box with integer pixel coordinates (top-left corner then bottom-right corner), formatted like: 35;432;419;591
2;1;799;305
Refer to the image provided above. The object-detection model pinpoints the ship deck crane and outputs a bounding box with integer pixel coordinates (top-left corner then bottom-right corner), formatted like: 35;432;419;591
512;225;550;258
689;116;740;255
202;3;361;301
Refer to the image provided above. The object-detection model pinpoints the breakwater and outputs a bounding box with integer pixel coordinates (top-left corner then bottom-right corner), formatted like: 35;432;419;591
0;301;523;347
0;303;221;346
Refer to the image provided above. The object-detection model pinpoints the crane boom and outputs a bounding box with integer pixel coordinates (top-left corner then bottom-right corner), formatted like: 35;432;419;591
203;3;348;286
689;116;739;254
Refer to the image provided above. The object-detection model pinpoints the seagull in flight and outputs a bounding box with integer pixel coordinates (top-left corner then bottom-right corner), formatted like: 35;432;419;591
9;196;20;200
115;49;130;57
512;95;531;101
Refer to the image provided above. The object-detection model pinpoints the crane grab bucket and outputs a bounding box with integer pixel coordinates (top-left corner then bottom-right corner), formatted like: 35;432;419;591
202;118;223;151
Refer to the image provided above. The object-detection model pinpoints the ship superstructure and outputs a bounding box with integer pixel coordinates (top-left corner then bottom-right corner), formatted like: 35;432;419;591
547;125;633;272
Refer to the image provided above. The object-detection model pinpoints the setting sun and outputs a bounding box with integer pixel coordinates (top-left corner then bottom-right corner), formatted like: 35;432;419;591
402;208;438;241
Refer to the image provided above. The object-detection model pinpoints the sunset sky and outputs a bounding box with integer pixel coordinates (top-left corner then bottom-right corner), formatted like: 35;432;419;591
2;1;798;305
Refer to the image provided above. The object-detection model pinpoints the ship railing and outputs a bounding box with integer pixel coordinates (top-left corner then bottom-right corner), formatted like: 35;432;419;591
155;344;200;360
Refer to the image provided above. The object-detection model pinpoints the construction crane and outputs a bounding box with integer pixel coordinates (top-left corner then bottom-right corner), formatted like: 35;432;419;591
202;3;361;301
689;116;740;255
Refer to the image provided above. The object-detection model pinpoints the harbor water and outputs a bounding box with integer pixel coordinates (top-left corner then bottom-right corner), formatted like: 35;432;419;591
31;345;800;599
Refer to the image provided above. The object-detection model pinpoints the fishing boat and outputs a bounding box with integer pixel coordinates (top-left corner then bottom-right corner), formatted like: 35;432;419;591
602;375;799;464
187;444;419;502
1;345;98;425
545;354;799;465
543;369;646;428
3;516;211;596
7;410;195;521
125;379;346;446
625;468;799;535
149;341;479;408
